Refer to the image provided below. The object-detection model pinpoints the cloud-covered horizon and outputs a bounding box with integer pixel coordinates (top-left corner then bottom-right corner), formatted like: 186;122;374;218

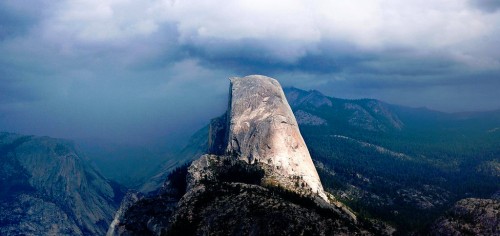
1;0;499;143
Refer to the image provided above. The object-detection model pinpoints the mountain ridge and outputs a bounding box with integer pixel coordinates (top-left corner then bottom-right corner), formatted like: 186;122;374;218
0;132;126;235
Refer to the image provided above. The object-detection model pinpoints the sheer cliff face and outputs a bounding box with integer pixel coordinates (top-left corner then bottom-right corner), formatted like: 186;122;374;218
112;75;380;235
218;75;327;200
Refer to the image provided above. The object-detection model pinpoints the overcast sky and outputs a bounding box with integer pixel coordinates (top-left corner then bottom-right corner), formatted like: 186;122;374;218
1;0;499;144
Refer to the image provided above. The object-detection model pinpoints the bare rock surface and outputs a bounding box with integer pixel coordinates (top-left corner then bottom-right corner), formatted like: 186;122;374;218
429;198;499;235
225;75;328;200
113;75;382;235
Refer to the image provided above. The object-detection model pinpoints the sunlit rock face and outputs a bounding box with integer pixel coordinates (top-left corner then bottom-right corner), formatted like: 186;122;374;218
221;75;327;200
112;76;375;235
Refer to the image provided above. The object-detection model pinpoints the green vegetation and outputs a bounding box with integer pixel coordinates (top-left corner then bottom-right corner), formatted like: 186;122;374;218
215;159;265;185
292;99;500;233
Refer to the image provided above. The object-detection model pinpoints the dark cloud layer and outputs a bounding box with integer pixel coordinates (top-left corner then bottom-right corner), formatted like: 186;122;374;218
470;0;500;13
0;0;499;144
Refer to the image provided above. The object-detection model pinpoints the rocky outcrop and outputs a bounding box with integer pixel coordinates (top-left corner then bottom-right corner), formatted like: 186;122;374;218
107;191;143;236
0;132;125;235
109;164;190;235
429;198;499;235
113;75;378;235
113;155;379;235
223;75;328;200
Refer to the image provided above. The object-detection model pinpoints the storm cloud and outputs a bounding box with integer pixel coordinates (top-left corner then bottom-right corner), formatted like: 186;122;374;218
1;0;499;143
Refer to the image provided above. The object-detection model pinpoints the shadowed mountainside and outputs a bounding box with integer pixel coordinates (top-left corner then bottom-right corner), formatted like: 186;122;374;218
0;132;126;235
